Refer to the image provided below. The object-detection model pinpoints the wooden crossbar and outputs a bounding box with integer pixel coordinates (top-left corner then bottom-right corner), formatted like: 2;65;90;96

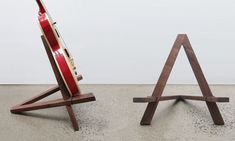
133;95;229;103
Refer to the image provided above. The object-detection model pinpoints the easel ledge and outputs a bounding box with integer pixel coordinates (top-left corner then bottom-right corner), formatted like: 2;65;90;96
134;95;229;103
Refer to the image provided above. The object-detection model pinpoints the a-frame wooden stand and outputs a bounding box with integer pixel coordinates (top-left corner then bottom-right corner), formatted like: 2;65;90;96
133;34;229;126
10;35;96;131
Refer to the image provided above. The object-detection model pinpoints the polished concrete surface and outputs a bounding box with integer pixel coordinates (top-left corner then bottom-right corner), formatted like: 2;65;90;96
0;84;234;141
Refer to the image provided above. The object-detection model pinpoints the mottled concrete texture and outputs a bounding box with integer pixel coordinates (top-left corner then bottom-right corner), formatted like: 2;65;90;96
0;85;234;141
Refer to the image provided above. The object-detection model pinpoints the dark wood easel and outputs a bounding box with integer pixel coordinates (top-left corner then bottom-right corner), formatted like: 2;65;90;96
133;34;229;126
10;35;96;131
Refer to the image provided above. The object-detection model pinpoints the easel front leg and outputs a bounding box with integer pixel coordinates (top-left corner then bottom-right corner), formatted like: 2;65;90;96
140;36;184;125
140;101;159;125
206;102;224;125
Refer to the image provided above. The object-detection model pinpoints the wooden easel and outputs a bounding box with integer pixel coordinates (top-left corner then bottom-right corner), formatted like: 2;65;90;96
10;35;96;131
133;34;229;126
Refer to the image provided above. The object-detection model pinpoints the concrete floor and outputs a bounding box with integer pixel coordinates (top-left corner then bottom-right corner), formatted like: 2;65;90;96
0;84;234;141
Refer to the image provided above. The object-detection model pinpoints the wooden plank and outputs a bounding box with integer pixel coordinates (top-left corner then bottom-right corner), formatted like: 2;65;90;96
160;95;180;101
133;95;180;103
140;35;185;125
179;95;229;102
133;97;155;103
12;86;60;107
182;35;225;125
134;95;229;103
41;35;80;131
11;93;95;113
205;97;229;102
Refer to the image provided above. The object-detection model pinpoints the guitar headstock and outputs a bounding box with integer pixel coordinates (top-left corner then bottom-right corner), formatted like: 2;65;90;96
36;0;46;15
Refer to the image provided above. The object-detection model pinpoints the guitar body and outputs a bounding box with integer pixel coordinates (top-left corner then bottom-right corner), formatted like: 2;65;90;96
36;0;80;96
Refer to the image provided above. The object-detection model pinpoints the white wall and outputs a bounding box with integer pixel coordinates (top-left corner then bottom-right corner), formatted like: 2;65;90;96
0;0;234;84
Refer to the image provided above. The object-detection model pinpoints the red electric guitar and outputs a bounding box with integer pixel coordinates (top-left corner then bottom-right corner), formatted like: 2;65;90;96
36;0;80;96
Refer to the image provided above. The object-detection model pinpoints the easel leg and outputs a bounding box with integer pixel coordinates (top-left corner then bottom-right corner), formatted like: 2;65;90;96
140;36;184;125
183;35;225;125
141;101;159;125
66;105;79;131
206;102;224;125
